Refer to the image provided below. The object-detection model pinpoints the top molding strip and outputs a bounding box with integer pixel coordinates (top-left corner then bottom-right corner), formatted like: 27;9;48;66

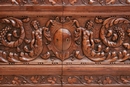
0;0;130;6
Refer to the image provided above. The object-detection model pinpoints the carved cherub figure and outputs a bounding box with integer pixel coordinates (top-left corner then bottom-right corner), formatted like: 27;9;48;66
30;20;43;49
84;20;95;49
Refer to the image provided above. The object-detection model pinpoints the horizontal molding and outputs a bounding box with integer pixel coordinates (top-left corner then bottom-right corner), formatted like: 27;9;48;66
0;6;130;12
0;65;130;75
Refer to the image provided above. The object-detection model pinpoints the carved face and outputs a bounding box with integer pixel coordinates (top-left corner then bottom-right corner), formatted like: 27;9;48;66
54;28;71;51
86;21;94;30
31;20;39;30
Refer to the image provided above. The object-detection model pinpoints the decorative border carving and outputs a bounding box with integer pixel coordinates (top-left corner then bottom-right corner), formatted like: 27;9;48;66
0;16;130;64
0;75;61;85
0;0;130;6
0;75;130;85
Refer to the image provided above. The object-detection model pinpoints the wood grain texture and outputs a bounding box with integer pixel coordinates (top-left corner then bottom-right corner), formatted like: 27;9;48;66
0;0;130;87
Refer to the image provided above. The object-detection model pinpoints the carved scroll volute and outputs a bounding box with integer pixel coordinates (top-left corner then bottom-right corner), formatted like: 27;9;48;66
0;17;26;63
0;18;44;63
82;17;130;62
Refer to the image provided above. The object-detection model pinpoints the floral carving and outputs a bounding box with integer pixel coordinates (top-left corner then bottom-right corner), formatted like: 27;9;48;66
47;76;57;84
0;17;43;63
103;77;112;84
82;17;130;62
12;77;21;85
30;76;40;84
68;77;77;84
84;76;93;84
0;75;130;85
0;16;130;63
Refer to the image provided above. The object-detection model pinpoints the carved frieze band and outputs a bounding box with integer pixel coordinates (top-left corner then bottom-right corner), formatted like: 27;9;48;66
0;75;130;85
0;16;130;64
0;0;130;6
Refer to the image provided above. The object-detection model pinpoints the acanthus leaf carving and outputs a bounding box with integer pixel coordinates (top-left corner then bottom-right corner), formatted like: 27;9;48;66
0;17;43;63
1;75;130;85
12;76;21;85
82;17;130;62
47;76;57;84
0;16;130;63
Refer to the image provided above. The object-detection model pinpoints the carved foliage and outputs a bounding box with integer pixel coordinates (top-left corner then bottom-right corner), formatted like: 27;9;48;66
1;75;130;85
0;16;130;63
0;75;61;85
0;17;43;63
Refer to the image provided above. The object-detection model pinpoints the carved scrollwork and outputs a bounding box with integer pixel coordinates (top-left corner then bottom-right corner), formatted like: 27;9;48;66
82;20;106;62
19;20;43;62
0;16;130;63
0;17;43;63
0;17;25;48
99;17;129;47
82;17;130;62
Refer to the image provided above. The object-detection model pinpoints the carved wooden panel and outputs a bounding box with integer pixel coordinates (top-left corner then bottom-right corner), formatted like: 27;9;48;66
0;0;130;87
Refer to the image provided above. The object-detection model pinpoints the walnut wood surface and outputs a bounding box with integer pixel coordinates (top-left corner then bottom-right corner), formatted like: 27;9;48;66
0;0;130;87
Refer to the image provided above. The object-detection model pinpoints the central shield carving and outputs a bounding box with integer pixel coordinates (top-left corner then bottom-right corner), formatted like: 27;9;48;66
54;28;71;51
43;17;81;60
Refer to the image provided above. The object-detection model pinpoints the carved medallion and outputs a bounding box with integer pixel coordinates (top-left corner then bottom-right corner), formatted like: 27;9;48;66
44;17;80;60
53;28;71;51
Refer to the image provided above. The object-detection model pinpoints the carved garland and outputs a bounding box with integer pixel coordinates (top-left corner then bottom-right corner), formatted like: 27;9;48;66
0;17;130;63
0;17;43;63
83;17;130;62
